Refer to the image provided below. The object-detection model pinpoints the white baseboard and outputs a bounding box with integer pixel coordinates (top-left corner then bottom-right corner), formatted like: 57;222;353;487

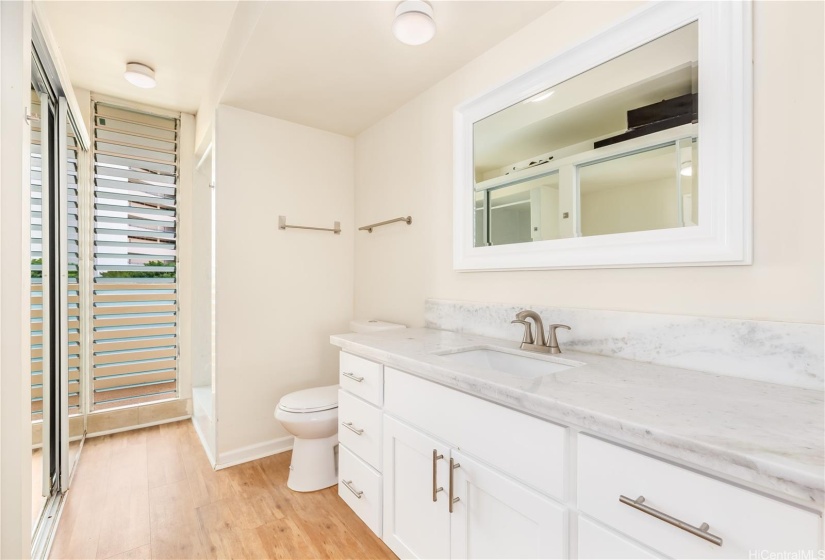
191;417;217;468
215;435;294;470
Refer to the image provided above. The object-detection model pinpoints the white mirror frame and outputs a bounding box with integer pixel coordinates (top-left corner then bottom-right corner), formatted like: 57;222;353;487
453;1;752;271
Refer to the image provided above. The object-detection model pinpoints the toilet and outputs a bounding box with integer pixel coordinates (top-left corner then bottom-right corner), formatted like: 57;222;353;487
276;385;340;492
276;319;405;492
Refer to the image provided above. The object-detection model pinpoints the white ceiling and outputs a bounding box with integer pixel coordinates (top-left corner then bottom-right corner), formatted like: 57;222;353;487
40;1;557;136
39;1;238;114
221;1;557;136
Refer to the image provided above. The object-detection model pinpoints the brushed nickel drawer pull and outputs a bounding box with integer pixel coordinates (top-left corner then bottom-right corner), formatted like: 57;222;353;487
342;479;363;499
432;450;444;502
342;371;364;382
449;458;461;513
619;495;723;546
341;422;364;435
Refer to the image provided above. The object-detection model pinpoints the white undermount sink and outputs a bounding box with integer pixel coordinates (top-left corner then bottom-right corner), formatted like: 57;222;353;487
434;347;583;378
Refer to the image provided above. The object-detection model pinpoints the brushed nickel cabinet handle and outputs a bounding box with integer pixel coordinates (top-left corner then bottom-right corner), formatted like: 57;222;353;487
619;495;723;546
432;450;444;502
449;458;461;513
342;479;363;499
342;371;364;382
341;422;364;435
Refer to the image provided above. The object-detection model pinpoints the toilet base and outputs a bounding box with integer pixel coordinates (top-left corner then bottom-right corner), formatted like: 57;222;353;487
287;434;338;492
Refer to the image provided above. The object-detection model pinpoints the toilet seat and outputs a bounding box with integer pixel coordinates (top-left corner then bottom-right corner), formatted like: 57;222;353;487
278;385;338;413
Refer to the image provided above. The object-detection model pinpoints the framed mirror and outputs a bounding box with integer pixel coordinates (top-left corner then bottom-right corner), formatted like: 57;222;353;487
454;2;751;271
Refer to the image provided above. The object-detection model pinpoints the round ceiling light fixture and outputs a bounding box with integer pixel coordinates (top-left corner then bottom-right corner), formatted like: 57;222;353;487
124;62;156;89
392;0;436;46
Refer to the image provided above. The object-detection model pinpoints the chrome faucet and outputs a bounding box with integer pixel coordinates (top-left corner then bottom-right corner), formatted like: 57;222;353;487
513;310;546;346
511;310;571;355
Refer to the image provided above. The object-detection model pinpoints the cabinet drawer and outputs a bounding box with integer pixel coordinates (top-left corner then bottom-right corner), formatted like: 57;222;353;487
384;367;566;500
578;516;659;559
338;445;382;537
338;390;382;470
339;352;383;406
578;435;822;559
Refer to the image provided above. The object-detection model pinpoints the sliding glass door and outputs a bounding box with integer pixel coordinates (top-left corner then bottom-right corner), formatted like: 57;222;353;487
30;41;88;555
30;61;55;538
63;104;86;482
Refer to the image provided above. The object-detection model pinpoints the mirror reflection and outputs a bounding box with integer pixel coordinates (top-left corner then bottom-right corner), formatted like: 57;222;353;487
475;172;561;246
473;22;698;247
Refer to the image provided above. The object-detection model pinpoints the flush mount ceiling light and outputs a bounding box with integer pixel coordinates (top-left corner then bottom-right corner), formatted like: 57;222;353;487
392;0;436;46
124;62;156;89
681;161;693;176
522;90;554;104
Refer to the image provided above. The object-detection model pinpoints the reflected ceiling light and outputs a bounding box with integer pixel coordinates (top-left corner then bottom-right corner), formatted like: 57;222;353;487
680;161;693;177
522;90;554;104
392;1;436;46
124;62;156;89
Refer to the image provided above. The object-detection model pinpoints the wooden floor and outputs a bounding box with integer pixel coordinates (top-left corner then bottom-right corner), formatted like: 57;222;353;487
50;421;396;560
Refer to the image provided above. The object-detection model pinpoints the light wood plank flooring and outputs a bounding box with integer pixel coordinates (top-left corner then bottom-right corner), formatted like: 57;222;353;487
50;421;396;560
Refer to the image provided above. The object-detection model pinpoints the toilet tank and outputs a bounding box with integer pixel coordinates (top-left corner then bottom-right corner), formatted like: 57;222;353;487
350;320;406;333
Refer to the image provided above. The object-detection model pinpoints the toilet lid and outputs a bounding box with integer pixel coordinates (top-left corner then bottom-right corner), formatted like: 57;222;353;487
278;385;338;413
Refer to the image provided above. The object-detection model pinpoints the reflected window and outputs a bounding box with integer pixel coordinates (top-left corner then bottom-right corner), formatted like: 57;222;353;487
472;21;698;248
475;172;561;246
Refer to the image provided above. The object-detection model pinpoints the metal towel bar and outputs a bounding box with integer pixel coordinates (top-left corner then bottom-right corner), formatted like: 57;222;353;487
278;215;340;234
358;216;412;233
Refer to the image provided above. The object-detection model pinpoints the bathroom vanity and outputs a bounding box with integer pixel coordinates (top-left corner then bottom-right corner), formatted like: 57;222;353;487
332;328;824;559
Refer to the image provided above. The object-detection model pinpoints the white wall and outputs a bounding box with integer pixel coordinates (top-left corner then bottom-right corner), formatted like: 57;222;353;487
354;0;824;327
214;105;354;459
191;150;213;389
1;2;33;556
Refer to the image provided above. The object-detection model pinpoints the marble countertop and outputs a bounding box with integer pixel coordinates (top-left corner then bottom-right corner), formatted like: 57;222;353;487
330;328;825;508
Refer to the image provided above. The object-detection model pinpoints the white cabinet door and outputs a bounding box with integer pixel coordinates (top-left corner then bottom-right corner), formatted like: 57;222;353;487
383;415;452;559
577;516;660;559
450;450;566;559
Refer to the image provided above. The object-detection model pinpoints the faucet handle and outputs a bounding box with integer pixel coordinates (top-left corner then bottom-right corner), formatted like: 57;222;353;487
546;324;571;354
511;319;534;345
